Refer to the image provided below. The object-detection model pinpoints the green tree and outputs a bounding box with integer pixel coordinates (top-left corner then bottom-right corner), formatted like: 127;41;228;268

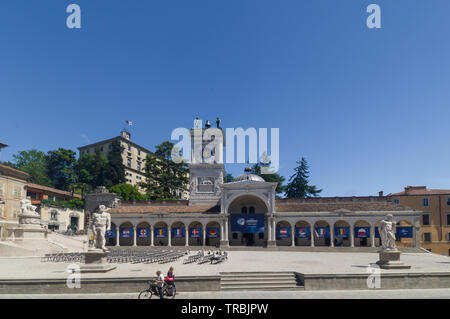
73;153;97;197
285;157;322;198
140;141;189;200
93;150;110;188
250;163;286;196
7;150;52;186
106;140;125;186
110;184;146;201
46;148;77;191
224;172;234;183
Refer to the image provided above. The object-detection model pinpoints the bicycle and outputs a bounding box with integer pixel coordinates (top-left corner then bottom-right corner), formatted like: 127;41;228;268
138;281;176;299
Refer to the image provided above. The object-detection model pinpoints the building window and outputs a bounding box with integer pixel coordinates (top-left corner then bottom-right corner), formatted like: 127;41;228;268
0;206;3;217
422;198;429;207
138;150;141;156
137;162;141;171
422;214;430;226
127;158;132;167
108;144;112;150
241;207;247;214
128;144;131;151
249;206;255;214
423;233;432;242
447;233;450;242
0;183;4;196
447;213;450;226
393;199;399;205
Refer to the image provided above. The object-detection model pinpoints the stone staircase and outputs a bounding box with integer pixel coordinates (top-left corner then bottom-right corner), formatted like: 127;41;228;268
220;272;303;291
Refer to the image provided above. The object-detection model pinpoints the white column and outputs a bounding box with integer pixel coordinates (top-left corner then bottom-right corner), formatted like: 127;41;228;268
168;226;172;246
272;218;276;242
133;226;137;247
350;226;355;248
115;227;120;247
291;225;295;247
267;217;272;241
220;220;224;241
330;224;334;247
185;226;189;246
310;227;315;247
150;226;154;246
202;225;206;246
370;225;375;247
224;218;229;241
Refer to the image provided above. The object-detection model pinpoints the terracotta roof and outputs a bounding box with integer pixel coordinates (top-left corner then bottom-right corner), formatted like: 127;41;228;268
389;186;450;196
0;143;7;148
0;164;30;180
27;183;82;199
275;201;413;212
109;204;220;214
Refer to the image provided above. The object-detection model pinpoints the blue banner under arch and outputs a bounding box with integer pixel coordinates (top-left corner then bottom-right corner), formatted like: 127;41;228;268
120;227;133;238
276;227;291;239
137;228;150;238
295;227;310;238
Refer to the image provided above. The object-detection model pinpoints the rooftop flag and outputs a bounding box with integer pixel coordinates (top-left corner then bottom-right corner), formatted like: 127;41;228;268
125;120;133;126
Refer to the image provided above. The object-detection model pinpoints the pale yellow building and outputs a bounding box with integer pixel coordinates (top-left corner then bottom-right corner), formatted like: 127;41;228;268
0;164;29;239
389;186;450;256
78;131;189;199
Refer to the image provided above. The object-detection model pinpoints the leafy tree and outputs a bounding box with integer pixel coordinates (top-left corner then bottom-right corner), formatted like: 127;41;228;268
285;157;322;198
250;163;286;196
6;150;52;186
106;140;125;186
110;184;146;201
46;148;77;191
92;150;110;188
73;153;97;197
140;141;189;200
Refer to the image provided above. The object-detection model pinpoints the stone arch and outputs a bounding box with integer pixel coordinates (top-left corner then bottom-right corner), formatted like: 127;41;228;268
106;222;117;246
227;194;268;247
188;221;203;246
276;220;292;246
119;221;134;246
294;220;311;246
171;221;186;246
313;220;331;247
136;221;151;246
333;220;351;247
354;220;371;247
396;219;414;248
154;221;168;246
205;221;220;247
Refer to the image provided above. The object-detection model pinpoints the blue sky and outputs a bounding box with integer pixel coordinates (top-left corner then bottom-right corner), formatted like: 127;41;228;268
1;0;450;196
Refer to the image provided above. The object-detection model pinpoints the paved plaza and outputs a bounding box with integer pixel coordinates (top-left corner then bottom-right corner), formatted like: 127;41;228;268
2;288;450;299
0;249;449;280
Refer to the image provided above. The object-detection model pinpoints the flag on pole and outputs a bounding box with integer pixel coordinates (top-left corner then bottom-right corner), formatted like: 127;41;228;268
125;120;133;126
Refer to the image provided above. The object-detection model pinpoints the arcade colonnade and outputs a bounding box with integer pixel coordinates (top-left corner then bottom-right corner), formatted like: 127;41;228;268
109;212;420;248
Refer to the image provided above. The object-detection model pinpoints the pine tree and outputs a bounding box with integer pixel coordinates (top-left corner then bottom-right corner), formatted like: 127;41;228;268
285;157;322;198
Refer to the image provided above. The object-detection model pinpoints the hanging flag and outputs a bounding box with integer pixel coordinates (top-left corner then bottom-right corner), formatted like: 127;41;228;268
315;227;330;238
137;228;150;238
396;226;413;238
295;227;310;238
207;227;220;238
155;228;167;238
120;228;133;238
190;228;202;238
355;227;370;238
172;227;185;238
276;227;291;239
334;227;349;238
105;228;116;238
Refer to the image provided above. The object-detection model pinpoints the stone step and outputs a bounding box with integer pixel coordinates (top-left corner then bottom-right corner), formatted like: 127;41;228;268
221;283;303;291
222;279;297;285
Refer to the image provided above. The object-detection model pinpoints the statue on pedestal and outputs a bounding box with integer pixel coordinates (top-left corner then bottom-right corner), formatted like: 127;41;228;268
91;205;111;252
18;199;41;226
379;214;397;250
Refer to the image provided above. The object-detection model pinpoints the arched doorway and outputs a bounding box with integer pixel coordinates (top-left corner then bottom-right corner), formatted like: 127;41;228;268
313;220;331;246
205;221;220;247
276;221;292;246
171;221;186;246
136;222;151;246
396;220;414;248
154;221;168;246
333;220;351;247
227;194;268;246
354;220;371;247
119;221;134;246
188;221;203;246
294;221;311;246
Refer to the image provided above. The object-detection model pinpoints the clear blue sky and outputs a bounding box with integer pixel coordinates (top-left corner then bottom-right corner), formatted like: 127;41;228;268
1;0;450;197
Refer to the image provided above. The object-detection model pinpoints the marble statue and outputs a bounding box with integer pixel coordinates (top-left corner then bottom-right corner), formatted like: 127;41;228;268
19;199;41;225
91;205;111;251
379;214;397;250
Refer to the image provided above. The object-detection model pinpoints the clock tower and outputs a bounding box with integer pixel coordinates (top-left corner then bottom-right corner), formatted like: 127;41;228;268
188;118;225;206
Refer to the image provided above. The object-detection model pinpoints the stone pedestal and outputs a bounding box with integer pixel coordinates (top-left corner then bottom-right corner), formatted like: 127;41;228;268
376;250;411;269
80;250;116;273
8;225;47;240
219;240;229;247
